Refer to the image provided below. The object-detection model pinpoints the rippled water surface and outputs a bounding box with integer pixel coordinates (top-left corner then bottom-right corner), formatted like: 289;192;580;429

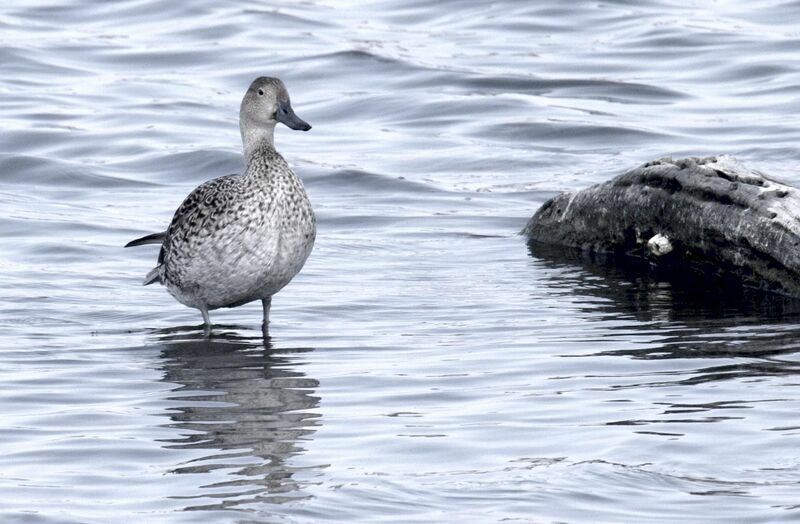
3;1;800;522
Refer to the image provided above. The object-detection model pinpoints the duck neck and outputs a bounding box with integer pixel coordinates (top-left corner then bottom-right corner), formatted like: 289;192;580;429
240;117;276;164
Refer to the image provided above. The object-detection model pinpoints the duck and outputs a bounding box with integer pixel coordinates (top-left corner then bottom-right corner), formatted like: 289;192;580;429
125;77;315;333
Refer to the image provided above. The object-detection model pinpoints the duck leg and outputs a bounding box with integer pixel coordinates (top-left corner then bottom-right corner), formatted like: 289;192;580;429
261;298;272;338
200;306;211;337
262;297;272;326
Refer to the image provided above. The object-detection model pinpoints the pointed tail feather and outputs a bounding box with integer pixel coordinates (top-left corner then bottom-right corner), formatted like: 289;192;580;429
125;231;166;248
143;266;162;286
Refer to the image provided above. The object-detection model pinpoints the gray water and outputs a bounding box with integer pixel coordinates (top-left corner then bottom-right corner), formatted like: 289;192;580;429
3;1;800;522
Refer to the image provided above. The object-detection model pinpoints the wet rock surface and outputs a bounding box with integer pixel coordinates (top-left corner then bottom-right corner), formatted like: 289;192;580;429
524;156;800;297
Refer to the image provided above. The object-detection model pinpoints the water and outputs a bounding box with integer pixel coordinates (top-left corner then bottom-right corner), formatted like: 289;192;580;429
2;0;800;521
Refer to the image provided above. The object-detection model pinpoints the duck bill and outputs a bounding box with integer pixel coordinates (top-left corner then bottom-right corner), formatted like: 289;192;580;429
276;100;311;131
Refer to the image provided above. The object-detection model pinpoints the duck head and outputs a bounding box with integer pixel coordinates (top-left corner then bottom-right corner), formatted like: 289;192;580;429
240;77;311;155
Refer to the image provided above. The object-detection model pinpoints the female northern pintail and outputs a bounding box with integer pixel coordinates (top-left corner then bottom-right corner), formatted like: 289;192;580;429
125;77;315;332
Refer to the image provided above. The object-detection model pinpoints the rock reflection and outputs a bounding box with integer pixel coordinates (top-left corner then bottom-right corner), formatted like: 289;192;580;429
154;329;321;510
528;242;800;322
528;242;800;382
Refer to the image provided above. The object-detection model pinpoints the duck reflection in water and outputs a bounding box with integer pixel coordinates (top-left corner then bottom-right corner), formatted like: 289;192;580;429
153;328;321;510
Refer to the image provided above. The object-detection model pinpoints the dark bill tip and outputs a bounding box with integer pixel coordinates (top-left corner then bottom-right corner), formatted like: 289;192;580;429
276;100;312;131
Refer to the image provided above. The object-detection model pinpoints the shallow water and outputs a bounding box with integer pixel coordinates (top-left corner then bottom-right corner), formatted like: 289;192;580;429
3;0;800;522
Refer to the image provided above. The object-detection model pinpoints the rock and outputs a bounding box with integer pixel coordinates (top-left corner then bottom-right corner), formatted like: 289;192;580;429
523;155;800;297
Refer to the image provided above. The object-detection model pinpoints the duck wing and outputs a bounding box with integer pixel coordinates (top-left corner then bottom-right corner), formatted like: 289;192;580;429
155;174;247;282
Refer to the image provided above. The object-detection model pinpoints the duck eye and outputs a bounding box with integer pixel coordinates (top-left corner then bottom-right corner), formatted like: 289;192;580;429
257;89;264;96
